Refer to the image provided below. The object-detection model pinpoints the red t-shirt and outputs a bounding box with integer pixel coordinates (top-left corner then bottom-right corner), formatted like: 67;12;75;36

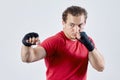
40;31;94;80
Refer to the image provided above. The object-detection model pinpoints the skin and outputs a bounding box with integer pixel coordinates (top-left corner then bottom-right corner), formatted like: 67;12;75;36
62;14;85;40
21;13;105;72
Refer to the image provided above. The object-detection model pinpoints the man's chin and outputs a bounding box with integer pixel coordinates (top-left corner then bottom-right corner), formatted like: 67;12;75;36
71;36;77;40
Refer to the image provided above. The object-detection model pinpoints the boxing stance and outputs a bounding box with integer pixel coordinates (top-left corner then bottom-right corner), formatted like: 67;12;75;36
21;6;105;80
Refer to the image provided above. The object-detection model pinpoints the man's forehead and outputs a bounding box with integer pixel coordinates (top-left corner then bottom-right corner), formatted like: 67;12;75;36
66;14;85;23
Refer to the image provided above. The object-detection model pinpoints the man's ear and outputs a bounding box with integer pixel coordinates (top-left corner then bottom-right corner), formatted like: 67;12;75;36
62;21;65;25
62;21;66;28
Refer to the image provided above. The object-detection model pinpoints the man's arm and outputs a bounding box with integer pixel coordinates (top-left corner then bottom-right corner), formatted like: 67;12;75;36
21;32;46;63
79;32;105;71
89;49;105;72
21;45;46;63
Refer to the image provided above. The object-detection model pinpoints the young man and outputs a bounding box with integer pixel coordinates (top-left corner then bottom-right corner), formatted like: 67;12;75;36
21;6;105;80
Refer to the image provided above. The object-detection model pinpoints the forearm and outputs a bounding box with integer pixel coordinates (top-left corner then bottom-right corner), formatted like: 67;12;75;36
21;32;46;63
21;45;46;63
79;32;105;71
21;45;32;63
89;48;105;71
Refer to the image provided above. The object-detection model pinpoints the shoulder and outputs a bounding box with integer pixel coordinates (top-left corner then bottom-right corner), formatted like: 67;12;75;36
41;31;65;46
39;31;66;56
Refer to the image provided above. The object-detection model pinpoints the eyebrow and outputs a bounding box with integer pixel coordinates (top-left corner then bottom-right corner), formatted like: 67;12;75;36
70;22;83;26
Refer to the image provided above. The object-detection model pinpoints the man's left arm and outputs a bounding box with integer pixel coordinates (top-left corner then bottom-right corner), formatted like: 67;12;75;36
89;48;105;72
79;32;105;72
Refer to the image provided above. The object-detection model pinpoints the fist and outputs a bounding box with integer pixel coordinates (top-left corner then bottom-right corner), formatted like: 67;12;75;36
22;32;39;47
80;32;94;51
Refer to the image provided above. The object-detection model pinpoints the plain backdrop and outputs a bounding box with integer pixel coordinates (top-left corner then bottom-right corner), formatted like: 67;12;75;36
0;0;120;80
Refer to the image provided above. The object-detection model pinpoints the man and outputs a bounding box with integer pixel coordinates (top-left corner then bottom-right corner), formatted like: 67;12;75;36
21;6;105;80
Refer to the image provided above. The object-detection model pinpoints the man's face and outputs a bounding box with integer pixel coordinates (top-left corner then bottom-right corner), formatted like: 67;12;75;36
63;14;86;40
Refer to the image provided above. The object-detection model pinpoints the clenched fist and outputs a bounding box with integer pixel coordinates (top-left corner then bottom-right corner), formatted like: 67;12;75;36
22;32;39;47
80;32;94;51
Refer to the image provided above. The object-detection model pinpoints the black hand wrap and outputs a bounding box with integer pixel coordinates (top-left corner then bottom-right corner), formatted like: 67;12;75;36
22;32;39;47
80;32;94;51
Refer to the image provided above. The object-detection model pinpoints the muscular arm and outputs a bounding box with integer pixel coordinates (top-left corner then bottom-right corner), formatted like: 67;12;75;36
21;45;46;63
89;48;105;72
79;32;105;71
21;32;46;63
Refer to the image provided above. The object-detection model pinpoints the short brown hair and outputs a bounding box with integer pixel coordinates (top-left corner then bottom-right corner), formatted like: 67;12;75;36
62;6;88;22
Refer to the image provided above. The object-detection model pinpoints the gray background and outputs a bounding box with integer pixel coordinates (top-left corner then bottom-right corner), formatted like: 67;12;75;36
0;0;119;80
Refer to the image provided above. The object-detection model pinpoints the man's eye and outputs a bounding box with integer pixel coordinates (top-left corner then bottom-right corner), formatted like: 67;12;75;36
70;24;75;27
78;24;82;28
78;25;81;28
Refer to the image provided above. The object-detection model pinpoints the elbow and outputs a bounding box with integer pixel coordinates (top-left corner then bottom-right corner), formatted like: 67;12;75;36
97;66;104;72
98;61;105;72
21;58;32;63
22;59;28;63
95;64;105;72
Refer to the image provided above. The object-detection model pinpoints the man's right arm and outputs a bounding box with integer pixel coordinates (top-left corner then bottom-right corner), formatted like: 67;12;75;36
21;45;46;63
21;32;46;63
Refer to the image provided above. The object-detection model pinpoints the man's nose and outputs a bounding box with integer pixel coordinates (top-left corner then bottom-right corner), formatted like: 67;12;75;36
74;26;80;33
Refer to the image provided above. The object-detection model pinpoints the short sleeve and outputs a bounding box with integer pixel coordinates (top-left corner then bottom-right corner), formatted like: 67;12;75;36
39;36;58;57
